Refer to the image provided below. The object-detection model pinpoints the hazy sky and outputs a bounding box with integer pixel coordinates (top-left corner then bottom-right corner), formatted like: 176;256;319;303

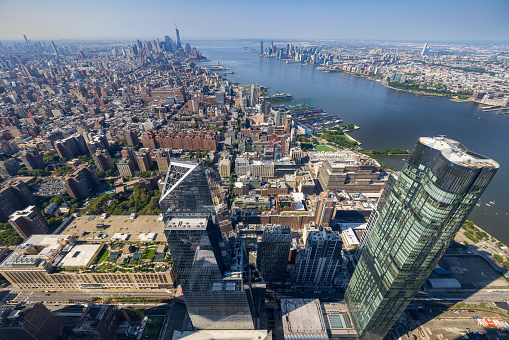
1;0;508;41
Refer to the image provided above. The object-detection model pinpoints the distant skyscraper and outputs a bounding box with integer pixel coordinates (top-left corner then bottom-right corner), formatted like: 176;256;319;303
260;41;263;54
250;84;260;106
346;137;499;339
23;34;28;45
164;35;173;52
421;42;429;57
50;41;58;55
161;160;256;330
175;26;181;49
257;225;291;283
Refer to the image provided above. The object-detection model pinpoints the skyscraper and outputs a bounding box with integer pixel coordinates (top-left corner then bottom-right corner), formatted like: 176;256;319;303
161;160;257;330
260;41;263;54
295;227;342;286
257;225;291;283
175;26;181;49
345;137;499;339
50;41;58;55
159;160;215;219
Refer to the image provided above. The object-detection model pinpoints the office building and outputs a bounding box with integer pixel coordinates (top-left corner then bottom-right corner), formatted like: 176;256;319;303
0;180;36;223
116;157;136;177
161;161;257;330
295;227;342;286
314;151;384;193
345;137;499;339
165;218;255;330
0;159;21;177
0;303;62;340
20;149;45;170
256;225;291;283
175;27;181;49
0;234;174;291
159;160;215;219
8;206;49;239
93;149;114;172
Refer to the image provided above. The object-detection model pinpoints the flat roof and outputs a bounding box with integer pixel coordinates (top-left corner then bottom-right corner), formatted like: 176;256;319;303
420;137;499;169
281;299;328;339
61;215;166;242
56;244;102;267
173;330;269;340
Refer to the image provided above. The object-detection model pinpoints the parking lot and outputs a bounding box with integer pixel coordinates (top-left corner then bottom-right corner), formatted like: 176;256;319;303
438;255;509;289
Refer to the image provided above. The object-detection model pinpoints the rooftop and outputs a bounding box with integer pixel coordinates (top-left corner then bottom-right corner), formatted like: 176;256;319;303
165;218;209;231
420;137;499;169
281;299;328;340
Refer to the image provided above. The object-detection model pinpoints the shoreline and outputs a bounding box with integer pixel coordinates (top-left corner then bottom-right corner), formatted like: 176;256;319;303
321;67;502;108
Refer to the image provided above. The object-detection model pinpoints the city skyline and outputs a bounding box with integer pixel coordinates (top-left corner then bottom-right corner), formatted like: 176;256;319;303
1;0;508;41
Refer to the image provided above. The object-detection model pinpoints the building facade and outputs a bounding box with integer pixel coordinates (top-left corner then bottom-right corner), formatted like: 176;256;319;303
345;137;499;339
161;161;257;330
295;228;342;286
256;225;291;283
8;206;49;239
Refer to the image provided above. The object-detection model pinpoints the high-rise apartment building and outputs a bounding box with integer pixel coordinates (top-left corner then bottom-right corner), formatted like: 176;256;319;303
135;149;153;172
8;205;49;239
124;130;140;146
0;158;21;177
93;150;114;172
116;157;136;177
295;227;342;286
345;137;499;339
63;164;100;200
154;149;170;174
54;134;88;160
0;180;36;223
20;149;45;170
256;225;291;283
161;160;257;330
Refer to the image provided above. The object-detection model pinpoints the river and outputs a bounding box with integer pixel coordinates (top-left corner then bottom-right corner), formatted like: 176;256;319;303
191;40;509;244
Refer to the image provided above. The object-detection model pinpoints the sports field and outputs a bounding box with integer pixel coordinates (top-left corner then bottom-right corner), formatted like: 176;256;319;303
315;145;336;152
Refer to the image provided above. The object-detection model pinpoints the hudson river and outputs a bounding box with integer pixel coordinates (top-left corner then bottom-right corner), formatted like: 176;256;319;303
192;40;509;245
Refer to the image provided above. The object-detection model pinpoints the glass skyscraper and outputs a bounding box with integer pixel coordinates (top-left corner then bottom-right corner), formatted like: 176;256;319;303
159;160;215;219
161;160;256;330
256;225;291;283
345;137;499;339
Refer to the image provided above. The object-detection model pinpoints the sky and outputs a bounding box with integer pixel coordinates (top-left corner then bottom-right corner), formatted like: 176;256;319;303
0;0;508;42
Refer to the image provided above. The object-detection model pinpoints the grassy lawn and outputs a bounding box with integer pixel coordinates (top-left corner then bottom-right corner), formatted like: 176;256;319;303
141;316;165;340
315;145;336;152
142;248;157;261
95;248;110;264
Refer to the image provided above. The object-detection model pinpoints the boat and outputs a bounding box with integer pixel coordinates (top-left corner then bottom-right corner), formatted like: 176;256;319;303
490;199;495;205
486;203;491;207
